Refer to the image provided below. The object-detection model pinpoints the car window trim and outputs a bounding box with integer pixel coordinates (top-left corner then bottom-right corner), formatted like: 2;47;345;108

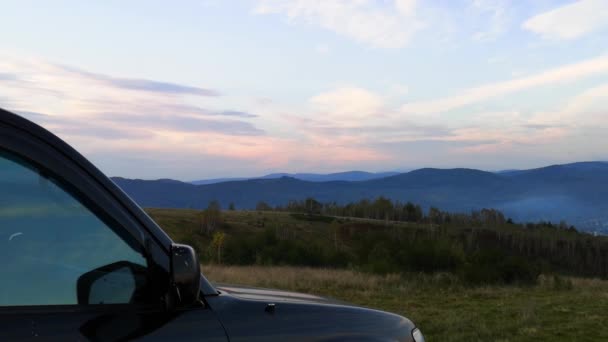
0;123;149;251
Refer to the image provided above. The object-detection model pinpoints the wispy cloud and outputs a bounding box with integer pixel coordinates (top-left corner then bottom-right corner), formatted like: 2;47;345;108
523;0;608;40
15;111;49;119
107;78;219;96
254;0;424;49
217;110;258;118
55;64;220;96
16;111;154;140
50;120;156;140
100;112;264;136
401;54;608;115
159;105;258;118
530;83;608;127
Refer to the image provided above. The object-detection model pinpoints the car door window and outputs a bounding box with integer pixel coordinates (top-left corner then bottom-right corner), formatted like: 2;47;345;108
0;150;148;306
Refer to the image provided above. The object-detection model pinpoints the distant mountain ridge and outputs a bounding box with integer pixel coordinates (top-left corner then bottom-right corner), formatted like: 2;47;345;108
190;171;401;185
111;161;608;233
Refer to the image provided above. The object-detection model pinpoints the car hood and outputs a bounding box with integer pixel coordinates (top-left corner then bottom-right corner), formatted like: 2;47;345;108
213;283;347;306
207;283;417;341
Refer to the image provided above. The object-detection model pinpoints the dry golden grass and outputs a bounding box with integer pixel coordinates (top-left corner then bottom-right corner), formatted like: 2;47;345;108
204;264;403;292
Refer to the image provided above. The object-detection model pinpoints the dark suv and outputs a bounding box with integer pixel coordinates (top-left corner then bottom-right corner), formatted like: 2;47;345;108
0;108;423;341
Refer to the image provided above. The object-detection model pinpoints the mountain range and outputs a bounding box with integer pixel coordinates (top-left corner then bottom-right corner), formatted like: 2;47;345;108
111;161;608;233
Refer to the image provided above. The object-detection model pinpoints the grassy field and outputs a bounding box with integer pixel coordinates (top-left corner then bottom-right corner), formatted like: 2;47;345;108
146;208;608;341
204;265;608;342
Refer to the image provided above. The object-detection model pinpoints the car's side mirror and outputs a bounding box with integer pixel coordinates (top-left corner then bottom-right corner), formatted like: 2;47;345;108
171;243;201;306
77;260;170;341
77;261;148;305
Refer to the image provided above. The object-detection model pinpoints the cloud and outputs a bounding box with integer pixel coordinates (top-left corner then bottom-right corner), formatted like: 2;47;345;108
56;64;220;96
0;58;263;141
315;43;330;55
15;111;48;119
469;0;510;42
291;83;584;163
401;54;608;115
530;83;608;126
107;78;219;96
217;110;258;118
20;111;154;140
0;96;14;109
158;105;258;118
522;123;558;130
0;72;18;81
283;84;564;163
408;83;608;157
100;112;264;136
307;122;452;140
254;0;424;49
374;138;501;153
51;121;155;140
310;86;385;121
523;0;608;40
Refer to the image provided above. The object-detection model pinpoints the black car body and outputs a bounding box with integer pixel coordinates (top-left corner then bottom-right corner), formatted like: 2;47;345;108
0;108;422;341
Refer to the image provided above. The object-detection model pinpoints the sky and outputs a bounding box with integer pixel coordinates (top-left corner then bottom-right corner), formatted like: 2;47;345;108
1;0;608;180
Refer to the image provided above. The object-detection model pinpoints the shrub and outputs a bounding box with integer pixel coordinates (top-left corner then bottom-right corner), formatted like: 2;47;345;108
552;275;574;291
402;239;465;273
462;250;539;285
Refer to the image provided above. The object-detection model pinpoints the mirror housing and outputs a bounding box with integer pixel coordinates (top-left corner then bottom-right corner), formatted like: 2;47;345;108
171;243;201;306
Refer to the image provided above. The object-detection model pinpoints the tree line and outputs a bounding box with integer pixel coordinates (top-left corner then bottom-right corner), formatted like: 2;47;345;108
188;196;608;285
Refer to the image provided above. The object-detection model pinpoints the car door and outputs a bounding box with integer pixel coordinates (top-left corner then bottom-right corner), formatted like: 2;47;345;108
0;110;228;341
